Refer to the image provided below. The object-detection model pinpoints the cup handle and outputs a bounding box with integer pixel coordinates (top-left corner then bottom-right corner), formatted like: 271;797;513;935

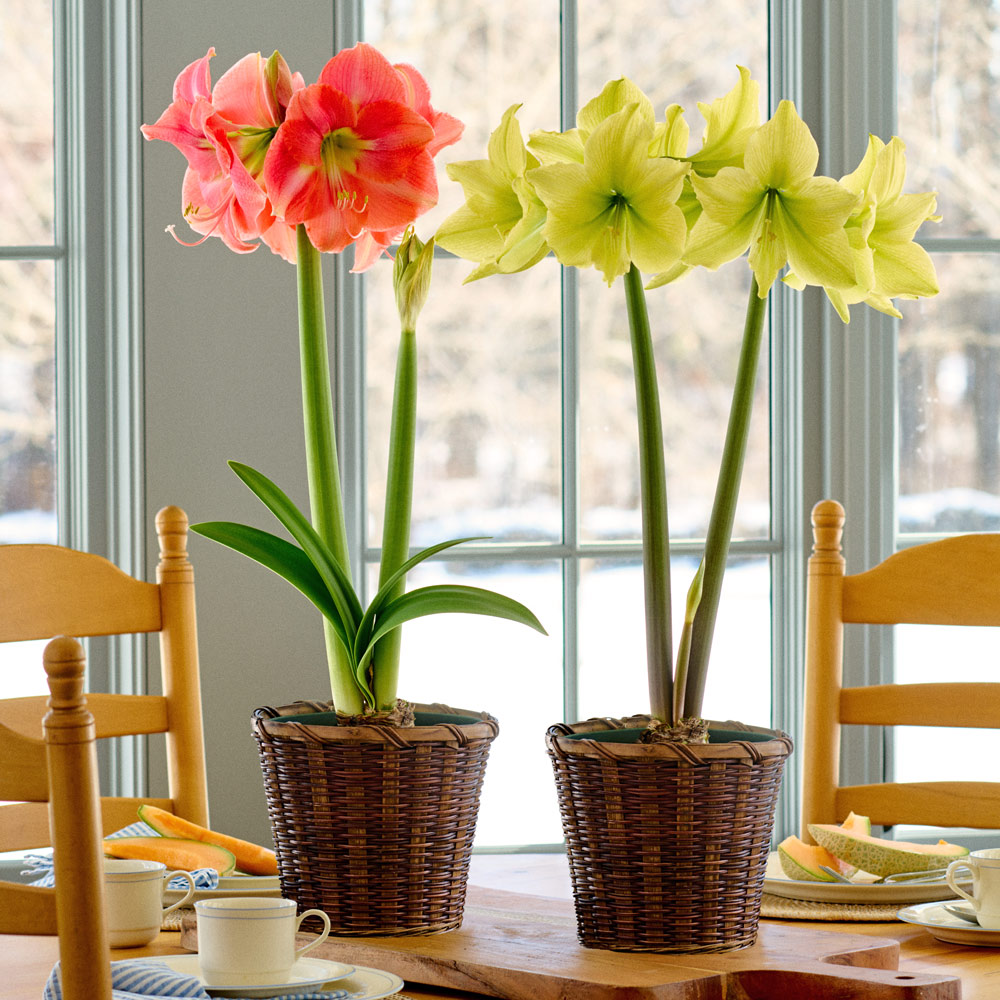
294;908;332;958
161;870;196;915
946;859;977;909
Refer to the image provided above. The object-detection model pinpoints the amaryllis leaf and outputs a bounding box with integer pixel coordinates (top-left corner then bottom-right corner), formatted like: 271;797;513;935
355;584;547;676
353;536;487;662
190;520;351;653
228;461;363;635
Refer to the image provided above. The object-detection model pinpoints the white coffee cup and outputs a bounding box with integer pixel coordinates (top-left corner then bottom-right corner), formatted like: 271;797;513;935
104;858;196;947
194;897;332;986
946;849;1000;928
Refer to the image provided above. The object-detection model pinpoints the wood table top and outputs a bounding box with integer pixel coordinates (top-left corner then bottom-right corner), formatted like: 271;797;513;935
4;854;999;999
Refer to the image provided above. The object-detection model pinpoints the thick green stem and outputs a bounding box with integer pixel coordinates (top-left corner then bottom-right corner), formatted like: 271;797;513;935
295;225;361;713
624;264;673;723
372;327;417;711
682;275;768;719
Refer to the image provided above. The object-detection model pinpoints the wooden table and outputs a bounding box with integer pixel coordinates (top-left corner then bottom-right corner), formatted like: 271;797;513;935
5;854;1000;999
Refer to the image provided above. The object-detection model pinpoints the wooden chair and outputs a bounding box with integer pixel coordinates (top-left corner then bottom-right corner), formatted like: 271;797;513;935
0;637;113;998
0;505;208;935
802;498;1000;837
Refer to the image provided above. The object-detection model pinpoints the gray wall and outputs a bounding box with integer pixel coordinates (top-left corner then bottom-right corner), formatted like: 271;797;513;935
141;3;337;845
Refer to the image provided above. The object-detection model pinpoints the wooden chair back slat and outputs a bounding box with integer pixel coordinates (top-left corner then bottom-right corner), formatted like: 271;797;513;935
802;499;1000;838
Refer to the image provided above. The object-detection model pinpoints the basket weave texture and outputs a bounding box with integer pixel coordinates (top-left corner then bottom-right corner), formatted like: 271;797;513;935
546;715;793;953
253;700;497;936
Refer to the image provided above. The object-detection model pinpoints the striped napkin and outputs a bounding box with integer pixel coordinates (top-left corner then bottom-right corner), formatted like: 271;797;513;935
44;959;351;1000
23;820;220;890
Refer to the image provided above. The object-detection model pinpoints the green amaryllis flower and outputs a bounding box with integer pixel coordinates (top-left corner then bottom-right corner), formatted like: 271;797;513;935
684;99;859;297
528;103;689;284
435;104;548;281
529;77;657;167
681;65;761;178
786;134;939;321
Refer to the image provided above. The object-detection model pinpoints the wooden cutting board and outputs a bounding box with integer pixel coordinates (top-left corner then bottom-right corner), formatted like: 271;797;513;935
181;885;960;999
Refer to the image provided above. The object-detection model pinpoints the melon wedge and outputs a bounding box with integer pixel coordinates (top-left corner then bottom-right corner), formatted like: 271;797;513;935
103;835;236;875
808;822;968;878
138;803;277;876
777;835;857;882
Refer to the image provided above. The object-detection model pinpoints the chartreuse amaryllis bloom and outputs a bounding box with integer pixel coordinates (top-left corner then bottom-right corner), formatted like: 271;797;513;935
435;104;549;280
528;103;688;284
684;99;859;297
786;134;939;321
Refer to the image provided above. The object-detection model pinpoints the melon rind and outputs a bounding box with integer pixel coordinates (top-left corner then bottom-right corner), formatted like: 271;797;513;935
777;835;854;881
807;824;968;878
103;835;237;875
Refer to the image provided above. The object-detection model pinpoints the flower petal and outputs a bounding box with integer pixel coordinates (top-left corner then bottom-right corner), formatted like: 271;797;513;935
744;99;819;189
318;42;406;106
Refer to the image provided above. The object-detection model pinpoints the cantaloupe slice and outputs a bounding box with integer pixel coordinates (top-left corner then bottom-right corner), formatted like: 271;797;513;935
138;803;278;876
808;817;968;878
777;835;857;882
103;836;236;875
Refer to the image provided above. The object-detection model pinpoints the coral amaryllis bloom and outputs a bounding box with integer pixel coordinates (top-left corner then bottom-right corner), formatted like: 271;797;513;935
142;49;303;259
263;43;450;260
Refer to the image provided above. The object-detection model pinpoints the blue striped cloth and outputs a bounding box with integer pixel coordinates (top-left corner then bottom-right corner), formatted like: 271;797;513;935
44;959;352;1000
23;821;220;890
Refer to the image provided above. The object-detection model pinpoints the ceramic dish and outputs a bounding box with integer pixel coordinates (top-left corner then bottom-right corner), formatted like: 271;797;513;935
115;955;405;999
897;900;1000;947
163;874;281;905
763;852;968;905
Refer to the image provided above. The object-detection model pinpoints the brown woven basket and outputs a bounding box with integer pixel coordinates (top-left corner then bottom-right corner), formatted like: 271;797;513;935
253;700;498;936
546;715;793;953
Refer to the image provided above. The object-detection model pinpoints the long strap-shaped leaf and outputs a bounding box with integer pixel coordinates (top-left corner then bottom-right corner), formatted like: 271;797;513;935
228;461;364;639
355;584;547;679
352;536;487;663
190;521;351;653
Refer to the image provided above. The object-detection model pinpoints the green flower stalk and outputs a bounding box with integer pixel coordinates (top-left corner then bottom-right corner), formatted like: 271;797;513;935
191;223;546;718
438;69;939;739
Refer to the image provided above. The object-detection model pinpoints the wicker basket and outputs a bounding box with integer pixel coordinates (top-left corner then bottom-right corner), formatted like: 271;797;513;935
546;715;793;953
253;700;498;936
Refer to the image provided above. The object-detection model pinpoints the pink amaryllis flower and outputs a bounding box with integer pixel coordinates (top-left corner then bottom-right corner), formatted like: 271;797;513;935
263;43;462;269
142;49;304;260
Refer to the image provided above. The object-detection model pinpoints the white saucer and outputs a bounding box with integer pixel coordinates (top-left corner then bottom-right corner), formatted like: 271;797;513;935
164;874;282;904
897;900;1000;947
116;954;361;997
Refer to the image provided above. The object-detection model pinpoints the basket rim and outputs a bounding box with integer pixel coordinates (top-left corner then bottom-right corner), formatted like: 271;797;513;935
253;700;499;746
545;715;792;763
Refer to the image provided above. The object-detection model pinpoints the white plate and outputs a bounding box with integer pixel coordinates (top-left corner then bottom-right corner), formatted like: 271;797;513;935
763;851;969;905
116;954;401;998
898;900;1000;947
164;874;282;904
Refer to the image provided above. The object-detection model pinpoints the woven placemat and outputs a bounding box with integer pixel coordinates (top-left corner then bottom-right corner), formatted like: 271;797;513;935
761;891;902;922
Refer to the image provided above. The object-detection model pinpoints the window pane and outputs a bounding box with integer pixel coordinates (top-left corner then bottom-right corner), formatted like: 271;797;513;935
898;254;1000;533
898;1;1000;239
577;0;767;121
370;558;564;847
578;555;771;727
363;0;561;233
580;261;770;543
0;259;56;532
366;256;562;546
0;0;54;244
894;624;1000;787
0;258;56;699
